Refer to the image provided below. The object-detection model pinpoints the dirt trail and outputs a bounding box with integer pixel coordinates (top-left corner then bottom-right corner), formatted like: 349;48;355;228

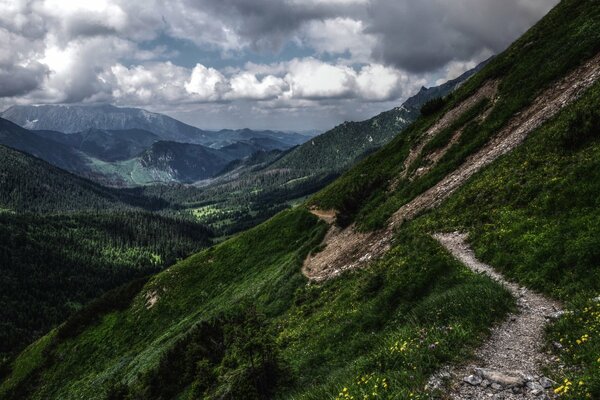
432;232;563;399
303;51;600;282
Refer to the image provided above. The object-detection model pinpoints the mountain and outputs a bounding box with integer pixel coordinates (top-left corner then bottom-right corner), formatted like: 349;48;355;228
3;1;600;399
0;144;166;212
0;118;90;173
0;104;311;148
0;104;214;144
137;141;237;183
0;145;213;361
401;57;491;111
0;120;298;186
35;128;161;162
271;57;491;175
210;128;309;148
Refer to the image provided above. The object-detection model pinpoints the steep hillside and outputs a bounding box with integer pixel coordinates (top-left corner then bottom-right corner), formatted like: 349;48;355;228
2;1;599;399
0;211;211;362
0;145;213;363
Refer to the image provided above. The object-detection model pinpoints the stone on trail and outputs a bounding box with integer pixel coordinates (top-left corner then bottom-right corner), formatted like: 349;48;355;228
463;374;483;386
475;368;526;387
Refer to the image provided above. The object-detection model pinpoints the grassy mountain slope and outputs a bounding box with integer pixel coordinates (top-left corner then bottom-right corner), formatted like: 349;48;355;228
0;145;213;364
3;1;600;399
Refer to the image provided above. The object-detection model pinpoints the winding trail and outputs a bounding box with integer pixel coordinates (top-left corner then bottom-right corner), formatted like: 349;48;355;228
432;232;563;400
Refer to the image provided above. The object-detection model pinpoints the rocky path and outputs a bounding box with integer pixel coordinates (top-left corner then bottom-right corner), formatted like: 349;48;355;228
431;232;563;400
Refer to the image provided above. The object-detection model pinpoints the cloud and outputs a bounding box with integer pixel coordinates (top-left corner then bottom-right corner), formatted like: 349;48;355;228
101;58;416;106
184;64;227;101
0;0;560;129
0;62;48;97
226;73;288;100
301;18;376;62
366;0;558;72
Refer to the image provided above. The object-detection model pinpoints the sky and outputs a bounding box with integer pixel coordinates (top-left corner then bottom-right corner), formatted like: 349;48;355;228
0;0;558;131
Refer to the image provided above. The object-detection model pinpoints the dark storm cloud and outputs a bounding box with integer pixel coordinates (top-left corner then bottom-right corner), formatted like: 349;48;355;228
0;63;48;97
190;0;364;51
366;0;558;72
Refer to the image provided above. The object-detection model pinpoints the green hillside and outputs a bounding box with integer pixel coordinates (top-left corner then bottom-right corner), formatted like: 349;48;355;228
0;145;166;212
2;1;600;399
0;212;211;362
0;146;213;364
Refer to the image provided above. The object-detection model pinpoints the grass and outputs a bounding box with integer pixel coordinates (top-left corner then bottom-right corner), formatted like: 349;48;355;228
0;208;514;399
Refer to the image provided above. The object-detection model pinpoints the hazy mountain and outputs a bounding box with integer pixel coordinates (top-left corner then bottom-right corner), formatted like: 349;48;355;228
0;104;311;148
137;141;238;183
0;144;163;212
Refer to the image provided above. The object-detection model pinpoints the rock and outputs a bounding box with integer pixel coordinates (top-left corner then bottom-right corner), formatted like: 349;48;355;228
545;311;565;320
553;341;563;350
464;374;483;386
481;379;490;388
491;383;503;391
475;368;526;387
527;381;544;395
539;377;555;389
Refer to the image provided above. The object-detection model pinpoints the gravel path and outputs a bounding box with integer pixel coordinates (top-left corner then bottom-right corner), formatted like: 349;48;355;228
432;232;563;400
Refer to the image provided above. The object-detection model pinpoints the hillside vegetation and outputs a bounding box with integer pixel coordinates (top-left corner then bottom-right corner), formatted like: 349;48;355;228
2;1;599;399
0;147;213;364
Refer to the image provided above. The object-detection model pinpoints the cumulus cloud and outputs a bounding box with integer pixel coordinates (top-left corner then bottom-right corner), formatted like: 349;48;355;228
0;0;560;129
99;58;417;106
226;73;288;100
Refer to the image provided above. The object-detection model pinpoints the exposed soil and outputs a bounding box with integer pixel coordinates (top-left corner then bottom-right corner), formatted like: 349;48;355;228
399;80;500;181
303;51;600;282
432;232;563;400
